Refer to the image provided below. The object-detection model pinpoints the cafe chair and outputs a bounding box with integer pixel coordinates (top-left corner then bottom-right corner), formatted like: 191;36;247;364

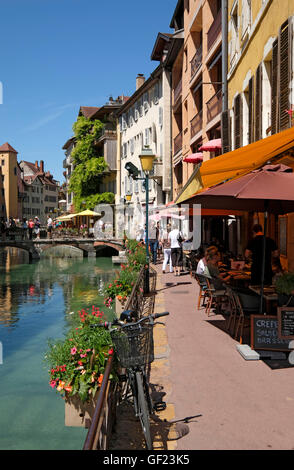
231;287;262;344
223;287;239;336
204;276;228;317
193;273;211;310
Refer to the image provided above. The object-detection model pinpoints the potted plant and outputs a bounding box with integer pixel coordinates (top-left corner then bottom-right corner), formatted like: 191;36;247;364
45;306;116;427
275;272;294;306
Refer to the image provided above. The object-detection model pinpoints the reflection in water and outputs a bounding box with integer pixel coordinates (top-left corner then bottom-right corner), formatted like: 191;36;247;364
0;247;118;449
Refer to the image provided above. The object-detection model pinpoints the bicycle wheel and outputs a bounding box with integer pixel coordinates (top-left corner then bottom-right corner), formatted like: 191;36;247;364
136;371;152;450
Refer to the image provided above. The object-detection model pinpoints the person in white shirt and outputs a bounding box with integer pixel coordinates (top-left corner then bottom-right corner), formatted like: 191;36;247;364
168;223;184;276
47;216;53;239
160;224;173;273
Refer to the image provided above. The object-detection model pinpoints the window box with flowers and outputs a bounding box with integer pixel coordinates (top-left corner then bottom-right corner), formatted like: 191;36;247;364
45;305;117;427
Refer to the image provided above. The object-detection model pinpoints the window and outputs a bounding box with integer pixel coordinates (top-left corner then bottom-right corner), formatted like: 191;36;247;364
1;160;4;165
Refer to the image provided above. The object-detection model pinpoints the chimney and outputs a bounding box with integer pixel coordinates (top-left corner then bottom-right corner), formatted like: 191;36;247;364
136;74;145;90
35;160;38;169
40;160;44;173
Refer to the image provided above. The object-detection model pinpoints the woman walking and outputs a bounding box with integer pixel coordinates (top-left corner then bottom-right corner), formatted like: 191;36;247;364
28;218;34;240
168;222;184;277
160;224;173;274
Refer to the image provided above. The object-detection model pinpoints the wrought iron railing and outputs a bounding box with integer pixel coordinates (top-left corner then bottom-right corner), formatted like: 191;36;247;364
191;46;202;79
190;110;203;139
206;89;222;123
83;356;117;450
173;131;183;155
173;78;182;104
207;9;222;52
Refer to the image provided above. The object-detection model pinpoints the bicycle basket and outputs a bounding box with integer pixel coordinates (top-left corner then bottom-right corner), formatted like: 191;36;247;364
110;323;154;368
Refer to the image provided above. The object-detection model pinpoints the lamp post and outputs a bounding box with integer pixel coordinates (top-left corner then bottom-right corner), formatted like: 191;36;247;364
139;147;156;295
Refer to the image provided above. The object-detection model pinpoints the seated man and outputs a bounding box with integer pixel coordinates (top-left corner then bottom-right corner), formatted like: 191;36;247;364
204;251;231;290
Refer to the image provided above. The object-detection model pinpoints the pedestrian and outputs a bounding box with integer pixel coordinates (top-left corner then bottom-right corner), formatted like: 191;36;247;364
148;221;159;264
245;223;279;286
34;216;41;239
22;217;28;240
28;218;34;240
160;224;173;274
168;222;184;277
47;215;53;239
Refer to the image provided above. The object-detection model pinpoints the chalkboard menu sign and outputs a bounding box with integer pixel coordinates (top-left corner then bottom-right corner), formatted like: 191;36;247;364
251;315;290;351
278;307;294;340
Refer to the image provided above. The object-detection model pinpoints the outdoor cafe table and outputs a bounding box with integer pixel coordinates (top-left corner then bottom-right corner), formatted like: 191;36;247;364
248;285;278;314
222;269;251;287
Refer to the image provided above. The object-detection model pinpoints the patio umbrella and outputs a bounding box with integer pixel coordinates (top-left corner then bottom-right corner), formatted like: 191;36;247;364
199;138;222;152
190;164;294;313
74;210;101;217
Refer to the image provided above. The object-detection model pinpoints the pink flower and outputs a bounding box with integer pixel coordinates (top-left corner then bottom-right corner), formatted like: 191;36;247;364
50;380;57;388
80;354;87;358
70;347;77;355
108;348;114;356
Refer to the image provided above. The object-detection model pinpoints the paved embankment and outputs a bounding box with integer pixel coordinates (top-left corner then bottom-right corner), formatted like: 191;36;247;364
154;268;294;450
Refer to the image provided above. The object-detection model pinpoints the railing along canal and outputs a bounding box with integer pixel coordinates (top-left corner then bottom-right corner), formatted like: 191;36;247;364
82;265;157;450
83;355;116;450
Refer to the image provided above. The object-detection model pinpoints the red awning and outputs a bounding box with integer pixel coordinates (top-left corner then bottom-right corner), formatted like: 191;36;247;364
183;153;203;164
199;138;222;151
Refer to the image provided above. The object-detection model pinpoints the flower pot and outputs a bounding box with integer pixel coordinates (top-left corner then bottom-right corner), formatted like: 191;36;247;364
65;392;99;427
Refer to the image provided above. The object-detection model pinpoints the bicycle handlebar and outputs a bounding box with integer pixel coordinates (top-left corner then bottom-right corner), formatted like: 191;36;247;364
90;311;169;330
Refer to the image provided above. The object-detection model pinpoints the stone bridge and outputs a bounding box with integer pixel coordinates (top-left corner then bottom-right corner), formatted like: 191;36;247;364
0;238;125;260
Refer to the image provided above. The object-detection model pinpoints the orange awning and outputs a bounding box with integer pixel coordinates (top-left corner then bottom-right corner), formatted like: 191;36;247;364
176;125;294;204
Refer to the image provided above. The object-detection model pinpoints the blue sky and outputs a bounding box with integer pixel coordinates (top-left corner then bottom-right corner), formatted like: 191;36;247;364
0;0;176;182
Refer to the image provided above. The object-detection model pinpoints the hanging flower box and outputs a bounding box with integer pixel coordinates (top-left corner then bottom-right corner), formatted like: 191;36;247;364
65;391;99;427
45;306;116;427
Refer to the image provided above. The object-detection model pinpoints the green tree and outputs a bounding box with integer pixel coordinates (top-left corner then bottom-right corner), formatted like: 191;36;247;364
68;116;115;211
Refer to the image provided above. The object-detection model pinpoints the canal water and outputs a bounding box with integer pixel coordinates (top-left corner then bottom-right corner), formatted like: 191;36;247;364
0;247;117;450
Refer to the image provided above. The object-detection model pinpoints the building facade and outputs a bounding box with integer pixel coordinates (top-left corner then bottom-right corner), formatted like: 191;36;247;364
20;160;59;223
226;0;294;150
62;97;128;214
0;143;19;219
170;0;223;200
116;67;173;236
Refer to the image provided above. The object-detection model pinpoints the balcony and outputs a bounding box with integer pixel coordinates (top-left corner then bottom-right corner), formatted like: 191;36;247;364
99;123;117;141
207;9;222;52
173;78;182;105
173;131;183;155
191;45;202;80
190;110;203;139
206;89;222;124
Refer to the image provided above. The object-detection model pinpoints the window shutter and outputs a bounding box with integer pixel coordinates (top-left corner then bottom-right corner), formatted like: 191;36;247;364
159;107;163;126
255;63;262;141
248;76;254;143
271;39;279;135
234;94;242;149
279;20;291;131
221;109;231;153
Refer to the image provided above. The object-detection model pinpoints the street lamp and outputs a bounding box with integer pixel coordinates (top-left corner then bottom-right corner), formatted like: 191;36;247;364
124;148;155;294
139;147;156;295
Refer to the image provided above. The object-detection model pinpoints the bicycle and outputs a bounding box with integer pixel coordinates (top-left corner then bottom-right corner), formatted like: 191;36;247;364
91;310;169;450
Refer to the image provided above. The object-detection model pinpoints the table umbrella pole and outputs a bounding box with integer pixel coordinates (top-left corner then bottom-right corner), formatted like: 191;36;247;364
259;203;268;314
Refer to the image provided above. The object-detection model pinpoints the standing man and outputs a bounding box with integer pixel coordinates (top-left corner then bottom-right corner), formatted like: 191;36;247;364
47;215;53;239
245;224;279;286
148;221;158;264
34;216;41;239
